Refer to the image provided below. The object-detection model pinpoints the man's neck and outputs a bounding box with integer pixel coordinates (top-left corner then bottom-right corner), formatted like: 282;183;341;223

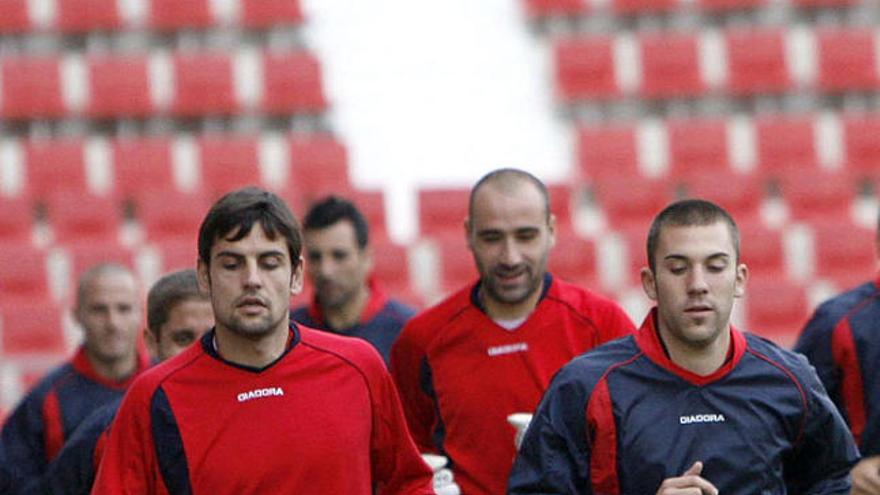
659;326;731;377
480;282;543;322
323;286;370;331
214;323;290;369
86;351;137;383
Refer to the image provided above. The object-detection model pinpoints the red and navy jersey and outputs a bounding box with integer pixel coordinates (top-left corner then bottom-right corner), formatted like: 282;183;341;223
0;346;149;492
291;280;415;364
795;274;880;456
509;310;860;494
391;274;635;495
92;324;434;495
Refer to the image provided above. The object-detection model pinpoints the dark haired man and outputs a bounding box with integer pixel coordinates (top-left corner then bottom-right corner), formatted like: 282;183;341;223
509;199;859;494
391;168;635;495
92;187;433;494
292;195;414;363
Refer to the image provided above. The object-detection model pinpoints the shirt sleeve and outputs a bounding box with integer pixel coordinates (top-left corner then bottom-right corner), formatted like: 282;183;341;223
793;301;843;409
370;363;435;495
389;322;438;453
508;365;594;495
0;387;50;492
42;403;117;495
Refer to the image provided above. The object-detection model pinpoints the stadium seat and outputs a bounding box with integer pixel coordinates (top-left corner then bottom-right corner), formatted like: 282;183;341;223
678;171;765;222
554;35;620;102
739;219;786;279
791;0;860;8
133;190;212;242
841;112;880;180
148;0;213;31
65;241;136;292
370;239;421;307
547;232;598;288
197;134;263;196
112;136;176;198
754;114;819;175
171;52;237;117
746;275;808;348
637;31;705;99
667;117;731;178
347;189;389;242
433;233;477;297
261;51;327;116
522;0;588;19
87;53;154;119
811;220;876;290
776;169;856;222
44;192;122;244
593;176;674;231
723;27;792;96
56;0;122;34
417;187;470;237
0;197;35;243
23;139;90;197
0;56;66;120
577;123;640;181
816;27;880;93
154;238;199;273
288;135;351;204
241;0;305;29
696;0;767;13
0;0;32;34
0;243;51;304
0;302;68;357
611;0;679;15
547;184;575;228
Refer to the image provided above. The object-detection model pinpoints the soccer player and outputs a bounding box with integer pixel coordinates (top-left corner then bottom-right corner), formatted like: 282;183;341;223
34;269;214;495
292;195;415;363
391;168;635;495
508;199;859;494
1;263;149;490
92;187;433;494
794;210;880;495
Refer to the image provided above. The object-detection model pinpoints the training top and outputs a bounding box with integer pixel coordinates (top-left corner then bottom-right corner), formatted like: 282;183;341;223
0;346;149;492
390;274;635;495
91;324;434;495
292;279;415;364
795;274;880;456
508;309;860;495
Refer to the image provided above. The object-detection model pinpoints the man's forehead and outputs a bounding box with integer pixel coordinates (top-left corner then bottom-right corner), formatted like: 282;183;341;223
304;221;358;248
657;223;736;255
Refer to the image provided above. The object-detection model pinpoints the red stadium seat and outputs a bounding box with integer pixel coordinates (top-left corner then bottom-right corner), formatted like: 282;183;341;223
261;51;327;115
776;169;856;222
811;220;876;289
746;275;808;348
0;302;67;357
724;27;792;96
1;56;66;120
547;232;598;287
577;123;640;181
816;27;880;93
148;0;212;31
611;0;679;15
112;136;176;198
522;0;588;18
56;0;122;33
134;190;212;242
0;197;35;243
23;138;89;197
739;219;785;279
667;117;731;178
87;53;154;119
197;134;263;196
44;192;122;243
433;232;477;296
418;187;470;237
547;184;574;228
171;52;237;117
65;241;136;289
841;113;880;179
554;35;620;102
696;0;767;13
241;0;305;28
594;176;674;231
348;189;388;242
637;31;705;99
792;0;859;7
0;0;32;34
154;238;199;273
370;239;421;307
754;114;818;175
678;172;765;222
0;243;50;303
288;135;351;203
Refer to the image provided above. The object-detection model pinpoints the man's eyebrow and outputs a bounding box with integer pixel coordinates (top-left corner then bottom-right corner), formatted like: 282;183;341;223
662;252;731;262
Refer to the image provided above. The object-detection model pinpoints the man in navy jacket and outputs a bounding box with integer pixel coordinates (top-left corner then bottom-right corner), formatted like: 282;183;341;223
509;199;859;494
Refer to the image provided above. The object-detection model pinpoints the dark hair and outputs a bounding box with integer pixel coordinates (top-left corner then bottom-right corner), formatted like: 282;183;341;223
303;196;369;248
646;199;740;272
198;187;302;268
468;168;551;222
147;269;207;338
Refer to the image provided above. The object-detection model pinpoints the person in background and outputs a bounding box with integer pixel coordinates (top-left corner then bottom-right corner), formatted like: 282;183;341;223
92;187;434;494
794;209;880;495
292;195;415;364
508;199;859;494
1;263;149;491
391;168;635;495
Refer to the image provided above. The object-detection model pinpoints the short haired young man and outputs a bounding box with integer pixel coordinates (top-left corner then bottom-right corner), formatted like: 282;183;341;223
92;187;433;494
1;263;150;491
292;195;415;363
33;269;214;495
391;168;635;495
508;199;859;494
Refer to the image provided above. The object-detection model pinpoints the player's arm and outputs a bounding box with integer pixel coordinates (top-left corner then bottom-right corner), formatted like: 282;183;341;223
793;302;843;406
389;325;438;452
0;389;50;492
508;365;593;494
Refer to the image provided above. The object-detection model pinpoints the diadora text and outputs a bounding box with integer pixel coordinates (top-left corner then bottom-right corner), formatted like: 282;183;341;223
679;414;726;425
237;387;285;402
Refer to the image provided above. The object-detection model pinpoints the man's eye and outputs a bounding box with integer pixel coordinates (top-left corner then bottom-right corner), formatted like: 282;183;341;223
669;266;687;275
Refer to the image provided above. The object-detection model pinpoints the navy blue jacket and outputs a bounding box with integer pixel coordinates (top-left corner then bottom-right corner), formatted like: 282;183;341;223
509;310;859;495
795;276;880;456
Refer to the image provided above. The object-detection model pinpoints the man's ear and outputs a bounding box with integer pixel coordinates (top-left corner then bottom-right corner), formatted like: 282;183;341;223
290;256;304;295
641;267;658;302
734;263;748;299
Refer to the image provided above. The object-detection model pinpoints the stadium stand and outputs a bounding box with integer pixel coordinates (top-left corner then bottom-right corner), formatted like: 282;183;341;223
815;27;880;94
0;56;66;120
86;54;155;119
43;192;122;244
56;0;123;34
723;27;792;97
0;302;68;358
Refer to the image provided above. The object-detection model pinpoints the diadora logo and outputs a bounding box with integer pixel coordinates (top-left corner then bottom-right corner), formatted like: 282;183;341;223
487;342;528;357
679;413;726;425
237;387;285;403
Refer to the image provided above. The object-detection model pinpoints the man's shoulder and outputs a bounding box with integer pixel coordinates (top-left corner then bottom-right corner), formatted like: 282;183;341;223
814;280;877;324
551;336;641;391
402;285;474;333
124;343;206;401
381;299;417;321
546;278;625;313
297;324;387;375
744;333;818;382
21;359;77;401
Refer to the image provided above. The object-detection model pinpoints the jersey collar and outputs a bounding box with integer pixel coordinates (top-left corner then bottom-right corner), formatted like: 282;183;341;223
201;323;301;373
306;278;388;331
71;344;151;390
634;308;747;386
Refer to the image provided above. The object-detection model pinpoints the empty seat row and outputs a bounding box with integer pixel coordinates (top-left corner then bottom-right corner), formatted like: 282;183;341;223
524;0;860;20
577;112;880;182
0;49;325;120
0;0;302;35
555;25;880;102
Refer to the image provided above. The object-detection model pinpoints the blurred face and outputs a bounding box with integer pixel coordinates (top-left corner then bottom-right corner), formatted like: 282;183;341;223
467;181;556;310
153;298;214;361
76;271;142;367
198;224;303;340
305;221;372;311
641;221;747;350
